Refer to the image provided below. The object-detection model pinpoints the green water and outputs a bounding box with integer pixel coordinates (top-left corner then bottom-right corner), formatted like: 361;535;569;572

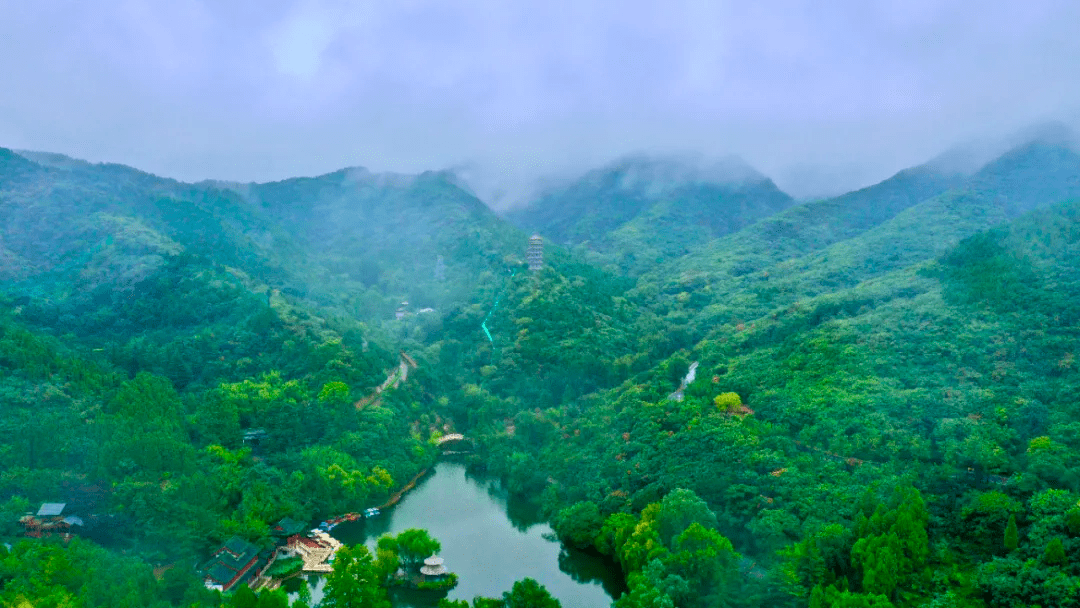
292;462;624;607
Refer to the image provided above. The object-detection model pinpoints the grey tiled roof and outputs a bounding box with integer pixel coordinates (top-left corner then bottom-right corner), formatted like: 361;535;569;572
37;503;65;517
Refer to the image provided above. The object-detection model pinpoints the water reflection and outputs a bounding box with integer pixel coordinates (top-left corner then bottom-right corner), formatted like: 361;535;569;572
557;549;626;599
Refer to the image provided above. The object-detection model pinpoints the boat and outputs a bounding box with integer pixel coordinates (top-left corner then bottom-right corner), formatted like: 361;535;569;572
364;508;380;518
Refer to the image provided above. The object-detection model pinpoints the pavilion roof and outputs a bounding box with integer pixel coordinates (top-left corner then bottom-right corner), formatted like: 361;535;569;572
271;517;307;537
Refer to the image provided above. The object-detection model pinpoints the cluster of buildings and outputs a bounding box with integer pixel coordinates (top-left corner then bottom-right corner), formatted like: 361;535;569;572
19;503;84;541
198;517;343;593
18;502;448;595
199;536;270;593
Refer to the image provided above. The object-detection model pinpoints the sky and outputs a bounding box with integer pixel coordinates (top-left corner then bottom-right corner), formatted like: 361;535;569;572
2;0;1079;205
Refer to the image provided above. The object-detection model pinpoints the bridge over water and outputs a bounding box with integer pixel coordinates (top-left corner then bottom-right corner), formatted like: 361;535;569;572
435;433;467;445
434;434;474;454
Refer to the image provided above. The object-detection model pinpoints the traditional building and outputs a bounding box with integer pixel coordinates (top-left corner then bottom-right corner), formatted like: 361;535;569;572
420;554;448;580
527;234;544;271
286;530;342;573
270;517;307;540
21;503;81;539
200;536;266;592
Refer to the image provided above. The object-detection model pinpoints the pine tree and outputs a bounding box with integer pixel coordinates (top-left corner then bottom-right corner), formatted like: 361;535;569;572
1004;513;1019;552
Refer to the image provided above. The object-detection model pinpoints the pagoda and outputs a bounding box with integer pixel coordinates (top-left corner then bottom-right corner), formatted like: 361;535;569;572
526;234;544;271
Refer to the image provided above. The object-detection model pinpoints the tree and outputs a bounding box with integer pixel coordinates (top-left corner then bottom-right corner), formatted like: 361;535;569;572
552;501;604;549
503;578;561;608
255;588;289;608
1004;513;1019;552
657;489;717;548
384;529;441;570
1068;507;1080;535
809;585;895;608
229;584;258;608
1043;537;1066;565
196;395;241;448
322;545;390;608
713;392;742;413
319;381;351;405
670;523;739;608
596;512;637;557
616;574;676;608
851;533;901;598
296;580;313;608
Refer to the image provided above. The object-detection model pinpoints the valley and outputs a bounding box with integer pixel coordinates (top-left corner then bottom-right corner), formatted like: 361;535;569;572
2;131;1080;608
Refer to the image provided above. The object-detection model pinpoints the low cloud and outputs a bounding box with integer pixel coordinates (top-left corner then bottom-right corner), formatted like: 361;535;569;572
2;1;1079;206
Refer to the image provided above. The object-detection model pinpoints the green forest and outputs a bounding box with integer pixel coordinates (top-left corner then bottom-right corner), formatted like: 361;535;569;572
2;133;1080;608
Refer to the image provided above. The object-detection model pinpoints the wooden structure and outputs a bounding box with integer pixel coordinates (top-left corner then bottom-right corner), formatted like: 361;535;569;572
287;530;342;573
21;503;81;539
527;234;544;271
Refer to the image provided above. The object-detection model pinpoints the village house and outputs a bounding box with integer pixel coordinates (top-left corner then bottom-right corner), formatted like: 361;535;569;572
20;503;83;539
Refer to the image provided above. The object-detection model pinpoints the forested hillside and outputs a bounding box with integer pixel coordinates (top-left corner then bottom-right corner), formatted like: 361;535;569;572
3;133;1080;608
505;155;795;275
449;135;1080;607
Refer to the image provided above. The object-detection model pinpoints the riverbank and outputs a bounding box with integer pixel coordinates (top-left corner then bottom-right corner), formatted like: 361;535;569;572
378;467;431;510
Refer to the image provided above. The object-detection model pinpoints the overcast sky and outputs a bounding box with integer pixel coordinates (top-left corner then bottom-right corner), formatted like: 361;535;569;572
2;1;1079;205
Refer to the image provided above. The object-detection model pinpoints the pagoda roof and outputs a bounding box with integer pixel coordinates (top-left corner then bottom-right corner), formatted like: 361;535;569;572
205;563;237;586
271;517;308;537
423;555;444;566
200;536;264;592
222;536;257;557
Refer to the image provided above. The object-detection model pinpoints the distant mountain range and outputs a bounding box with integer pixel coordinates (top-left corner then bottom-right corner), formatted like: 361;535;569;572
0;149;529;327
4;130;1078;327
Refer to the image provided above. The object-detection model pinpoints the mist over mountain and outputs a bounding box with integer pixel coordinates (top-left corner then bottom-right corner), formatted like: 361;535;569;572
504;153;795;275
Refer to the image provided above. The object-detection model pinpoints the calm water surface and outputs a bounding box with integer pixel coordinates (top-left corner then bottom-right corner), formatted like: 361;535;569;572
292;461;624;607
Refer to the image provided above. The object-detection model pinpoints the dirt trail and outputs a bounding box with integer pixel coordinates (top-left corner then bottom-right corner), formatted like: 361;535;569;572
355;351;416;410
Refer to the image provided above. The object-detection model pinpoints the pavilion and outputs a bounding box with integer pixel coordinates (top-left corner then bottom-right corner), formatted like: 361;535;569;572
420;554;448;580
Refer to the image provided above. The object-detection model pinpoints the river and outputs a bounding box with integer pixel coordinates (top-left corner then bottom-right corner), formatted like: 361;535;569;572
289;461;625;607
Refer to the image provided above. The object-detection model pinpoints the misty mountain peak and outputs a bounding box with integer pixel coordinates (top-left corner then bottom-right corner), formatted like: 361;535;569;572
594;152;768;195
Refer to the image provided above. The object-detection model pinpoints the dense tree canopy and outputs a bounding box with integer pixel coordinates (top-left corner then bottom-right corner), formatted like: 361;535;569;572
4;135;1080;607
